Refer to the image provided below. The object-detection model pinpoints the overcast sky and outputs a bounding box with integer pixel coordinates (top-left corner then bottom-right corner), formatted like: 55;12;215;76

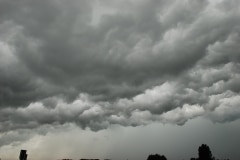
0;0;240;160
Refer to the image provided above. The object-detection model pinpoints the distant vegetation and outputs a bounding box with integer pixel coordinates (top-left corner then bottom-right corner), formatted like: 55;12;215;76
14;144;230;160
147;144;230;160
147;154;167;160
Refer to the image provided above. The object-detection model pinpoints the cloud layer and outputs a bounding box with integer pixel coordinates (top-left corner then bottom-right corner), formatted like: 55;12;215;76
1;0;240;146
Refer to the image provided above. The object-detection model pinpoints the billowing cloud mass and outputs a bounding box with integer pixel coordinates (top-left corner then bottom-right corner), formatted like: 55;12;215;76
0;0;240;148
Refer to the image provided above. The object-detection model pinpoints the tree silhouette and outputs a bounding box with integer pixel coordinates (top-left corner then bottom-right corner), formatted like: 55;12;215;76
147;154;167;160
198;144;213;160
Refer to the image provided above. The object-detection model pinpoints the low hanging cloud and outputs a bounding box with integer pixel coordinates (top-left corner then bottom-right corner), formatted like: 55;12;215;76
0;0;240;143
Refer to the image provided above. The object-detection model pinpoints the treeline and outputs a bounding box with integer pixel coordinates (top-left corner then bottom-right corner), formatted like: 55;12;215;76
147;144;230;160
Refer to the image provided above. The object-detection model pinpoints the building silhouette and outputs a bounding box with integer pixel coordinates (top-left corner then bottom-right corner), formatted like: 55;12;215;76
19;150;27;160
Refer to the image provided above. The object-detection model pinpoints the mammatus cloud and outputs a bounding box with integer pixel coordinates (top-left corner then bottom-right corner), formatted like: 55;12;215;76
0;0;240;146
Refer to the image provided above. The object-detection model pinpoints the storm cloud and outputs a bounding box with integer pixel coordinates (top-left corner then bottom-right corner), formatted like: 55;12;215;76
1;0;240;148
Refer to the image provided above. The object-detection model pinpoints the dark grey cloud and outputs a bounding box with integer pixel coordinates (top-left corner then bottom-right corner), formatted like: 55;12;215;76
0;0;240;147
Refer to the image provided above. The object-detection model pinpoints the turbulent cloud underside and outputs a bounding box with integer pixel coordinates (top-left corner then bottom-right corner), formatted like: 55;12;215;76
0;0;240;145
